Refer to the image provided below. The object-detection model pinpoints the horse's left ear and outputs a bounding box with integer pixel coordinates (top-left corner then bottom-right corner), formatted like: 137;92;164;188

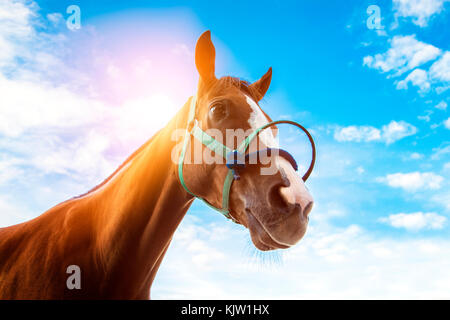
250;67;272;101
195;31;216;86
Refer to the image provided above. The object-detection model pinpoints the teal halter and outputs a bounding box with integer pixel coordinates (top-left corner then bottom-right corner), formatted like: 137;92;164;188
178;96;316;222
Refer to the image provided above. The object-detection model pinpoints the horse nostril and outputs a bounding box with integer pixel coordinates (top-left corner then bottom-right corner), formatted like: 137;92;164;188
303;201;313;218
268;184;289;212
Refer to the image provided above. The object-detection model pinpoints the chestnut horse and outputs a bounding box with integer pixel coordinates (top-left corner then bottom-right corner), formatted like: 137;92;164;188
0;31;314;299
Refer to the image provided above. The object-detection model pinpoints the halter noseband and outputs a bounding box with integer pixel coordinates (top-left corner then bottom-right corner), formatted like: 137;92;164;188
178;96;316;222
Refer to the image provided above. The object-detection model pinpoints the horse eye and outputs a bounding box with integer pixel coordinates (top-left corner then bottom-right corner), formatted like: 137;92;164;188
209;103;228;121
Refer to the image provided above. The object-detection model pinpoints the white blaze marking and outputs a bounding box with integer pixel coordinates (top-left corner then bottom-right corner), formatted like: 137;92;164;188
245;95;278;148
245;95;299;179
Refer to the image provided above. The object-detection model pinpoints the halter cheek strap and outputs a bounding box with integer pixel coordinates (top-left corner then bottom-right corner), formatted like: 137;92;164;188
178;96;316;222
177;97;236;219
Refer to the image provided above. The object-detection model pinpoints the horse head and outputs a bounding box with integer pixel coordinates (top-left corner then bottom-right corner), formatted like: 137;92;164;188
180;31;314;251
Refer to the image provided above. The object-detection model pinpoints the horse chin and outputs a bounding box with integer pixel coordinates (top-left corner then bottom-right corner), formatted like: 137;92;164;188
245;209;306;251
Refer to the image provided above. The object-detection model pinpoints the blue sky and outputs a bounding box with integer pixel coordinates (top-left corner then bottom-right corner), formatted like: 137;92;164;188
0;0;449;298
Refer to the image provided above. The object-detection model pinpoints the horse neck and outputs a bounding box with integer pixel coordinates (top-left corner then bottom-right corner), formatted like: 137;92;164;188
87;98;194;294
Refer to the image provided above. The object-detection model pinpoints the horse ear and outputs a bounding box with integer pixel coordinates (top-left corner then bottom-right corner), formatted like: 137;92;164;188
250;67;272;101
195;31;216;85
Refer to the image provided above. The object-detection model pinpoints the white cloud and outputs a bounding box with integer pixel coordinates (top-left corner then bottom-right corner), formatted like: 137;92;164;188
381;120;418;144
393;0;450;27
432;144;450;159
377;171;444;191
334;120;417;144
0;1;116;190
444;162;450;171
436;85;450;94
0;0;91;94
364;34;450;95
0;0;36;67
410;152;424;159
418;112;432;122
152;215;450;299
333;125;381;142
0;74;107;137
0;154;25;185
432;191;450;211
363;35;441;76
0;72;183;189
0;195;34;227
435;101;448;110
396;52;450;93
379;212;446;231
0;0;186;191
429;51;450;83
396;68;431;92
46;13;63;26
444;117;450;129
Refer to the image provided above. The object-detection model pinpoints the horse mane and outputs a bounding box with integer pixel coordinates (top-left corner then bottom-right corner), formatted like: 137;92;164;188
215;76;262;102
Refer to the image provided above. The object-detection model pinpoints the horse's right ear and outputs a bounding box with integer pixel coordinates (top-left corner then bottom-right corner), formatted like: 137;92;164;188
195;31;216;86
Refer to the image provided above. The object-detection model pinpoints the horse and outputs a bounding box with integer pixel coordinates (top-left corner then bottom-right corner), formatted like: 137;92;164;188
0;31;314;299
